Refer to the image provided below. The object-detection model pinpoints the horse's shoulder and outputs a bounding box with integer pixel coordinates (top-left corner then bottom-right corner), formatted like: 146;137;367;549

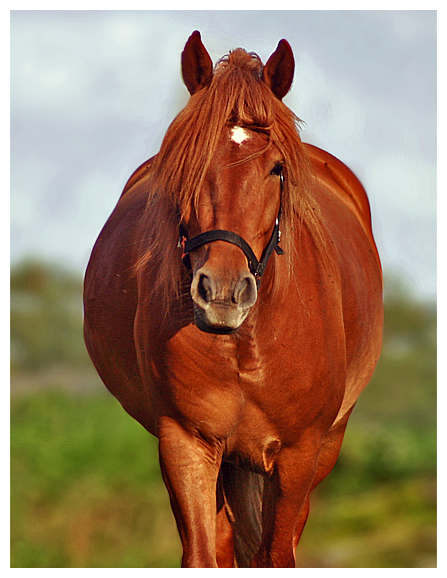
303;143;373;232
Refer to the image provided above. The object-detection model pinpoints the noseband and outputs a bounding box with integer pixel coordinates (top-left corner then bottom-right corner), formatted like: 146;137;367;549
180;173;284;286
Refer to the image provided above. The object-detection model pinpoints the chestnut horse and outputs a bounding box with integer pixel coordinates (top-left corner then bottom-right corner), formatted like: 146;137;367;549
84;31;383;567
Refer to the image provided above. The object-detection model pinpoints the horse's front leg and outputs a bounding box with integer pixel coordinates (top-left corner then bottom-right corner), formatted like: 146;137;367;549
252;433;321;568
158;416;223;568
293;412;353;550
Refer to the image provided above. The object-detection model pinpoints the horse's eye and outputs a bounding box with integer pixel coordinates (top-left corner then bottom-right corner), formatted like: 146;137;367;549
271;163;283;176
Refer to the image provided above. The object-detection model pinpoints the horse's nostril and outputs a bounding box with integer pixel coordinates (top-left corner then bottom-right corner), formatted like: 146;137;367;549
234;274;257;308
198;273;212;303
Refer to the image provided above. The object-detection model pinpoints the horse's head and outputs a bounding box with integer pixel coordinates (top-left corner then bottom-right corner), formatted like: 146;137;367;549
138;32;313;334
180;126;285;333
177;33;294;334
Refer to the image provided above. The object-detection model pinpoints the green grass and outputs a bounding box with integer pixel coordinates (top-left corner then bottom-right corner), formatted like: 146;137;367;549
298;424;436;568
11;386;436;568
10;389;181;568
299;474;436;568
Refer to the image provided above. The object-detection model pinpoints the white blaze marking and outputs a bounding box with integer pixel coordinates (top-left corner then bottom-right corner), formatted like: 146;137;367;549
230;126;250;145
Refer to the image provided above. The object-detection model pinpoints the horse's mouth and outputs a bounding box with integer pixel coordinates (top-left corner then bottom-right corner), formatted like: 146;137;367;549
193;303;249;335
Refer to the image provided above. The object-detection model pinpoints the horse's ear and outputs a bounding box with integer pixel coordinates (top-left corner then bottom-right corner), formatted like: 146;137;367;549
181;31;213;95
262;39;295;100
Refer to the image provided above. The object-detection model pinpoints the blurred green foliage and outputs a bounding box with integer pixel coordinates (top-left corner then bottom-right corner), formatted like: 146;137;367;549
11;260;90;371
10;261;436;567
10;390;181;568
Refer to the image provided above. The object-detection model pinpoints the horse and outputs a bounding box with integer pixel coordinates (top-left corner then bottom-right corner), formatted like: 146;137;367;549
83;31;383;568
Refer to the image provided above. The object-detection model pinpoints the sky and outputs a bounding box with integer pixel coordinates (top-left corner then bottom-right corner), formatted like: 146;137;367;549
10;10;437;300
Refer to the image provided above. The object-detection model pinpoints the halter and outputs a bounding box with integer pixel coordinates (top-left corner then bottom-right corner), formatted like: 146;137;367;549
180;173;285;287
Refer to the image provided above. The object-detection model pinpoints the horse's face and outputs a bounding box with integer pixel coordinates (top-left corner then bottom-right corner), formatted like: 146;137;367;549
182;126;284;334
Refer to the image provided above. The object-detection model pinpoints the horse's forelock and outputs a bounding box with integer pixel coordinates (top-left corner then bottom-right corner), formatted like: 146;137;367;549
214;48;263;77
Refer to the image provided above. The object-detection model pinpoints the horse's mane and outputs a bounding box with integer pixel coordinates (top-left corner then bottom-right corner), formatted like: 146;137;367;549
136;48;325;301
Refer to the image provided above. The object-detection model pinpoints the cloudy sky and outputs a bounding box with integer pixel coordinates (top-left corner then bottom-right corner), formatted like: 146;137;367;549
10;10;437;300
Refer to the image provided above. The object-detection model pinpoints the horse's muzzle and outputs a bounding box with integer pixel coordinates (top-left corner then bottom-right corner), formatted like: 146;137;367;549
190;267;257;334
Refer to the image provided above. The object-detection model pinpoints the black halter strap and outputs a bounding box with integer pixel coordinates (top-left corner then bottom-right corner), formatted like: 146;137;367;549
180;173;284;286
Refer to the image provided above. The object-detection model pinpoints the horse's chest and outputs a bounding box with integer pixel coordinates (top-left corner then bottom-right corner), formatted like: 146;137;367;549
160;331;261;437
159;323;340;446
